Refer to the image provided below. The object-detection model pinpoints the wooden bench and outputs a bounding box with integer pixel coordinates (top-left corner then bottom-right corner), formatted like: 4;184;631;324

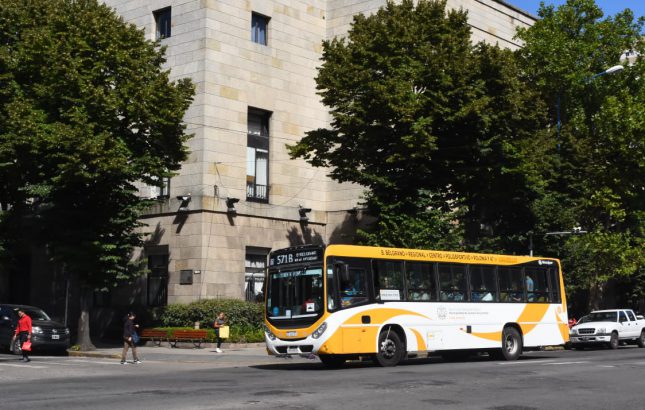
140;329;169;347
170;329;208;348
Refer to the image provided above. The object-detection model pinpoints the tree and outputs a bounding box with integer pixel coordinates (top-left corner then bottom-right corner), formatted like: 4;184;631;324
289;0;544;252
0;0;194;349
515;0;644;310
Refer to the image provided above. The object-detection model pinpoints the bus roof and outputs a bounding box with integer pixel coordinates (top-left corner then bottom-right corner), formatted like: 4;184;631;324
324;244;559;267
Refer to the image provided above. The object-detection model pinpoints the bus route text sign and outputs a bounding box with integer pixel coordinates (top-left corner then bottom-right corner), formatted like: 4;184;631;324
269;247;324;267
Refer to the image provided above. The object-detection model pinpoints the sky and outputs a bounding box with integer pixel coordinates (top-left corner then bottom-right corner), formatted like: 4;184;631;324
509;1;645;19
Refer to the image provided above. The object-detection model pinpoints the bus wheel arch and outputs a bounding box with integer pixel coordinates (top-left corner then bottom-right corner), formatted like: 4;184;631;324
497;323;523;361
373;324;406;367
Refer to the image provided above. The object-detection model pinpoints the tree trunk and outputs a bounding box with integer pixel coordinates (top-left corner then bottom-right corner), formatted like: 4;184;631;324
588;278;603;312
76;285;96;351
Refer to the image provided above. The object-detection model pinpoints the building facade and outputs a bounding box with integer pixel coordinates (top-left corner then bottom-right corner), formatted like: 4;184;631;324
96;0;536;307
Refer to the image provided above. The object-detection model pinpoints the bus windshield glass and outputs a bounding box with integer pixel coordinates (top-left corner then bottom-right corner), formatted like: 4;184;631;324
267;267;323;319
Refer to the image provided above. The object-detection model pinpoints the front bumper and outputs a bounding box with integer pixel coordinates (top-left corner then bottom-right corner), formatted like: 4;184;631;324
265;334;320;357
31;335;71;350
570;335;610;344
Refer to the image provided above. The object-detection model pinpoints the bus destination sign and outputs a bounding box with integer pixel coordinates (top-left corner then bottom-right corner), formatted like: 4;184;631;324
269;247;324;267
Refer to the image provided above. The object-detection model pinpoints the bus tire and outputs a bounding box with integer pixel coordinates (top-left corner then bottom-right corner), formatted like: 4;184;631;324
608;332;619;349
373;328;404;367
319;354;345;368
636;331;645;348
500;326;522;361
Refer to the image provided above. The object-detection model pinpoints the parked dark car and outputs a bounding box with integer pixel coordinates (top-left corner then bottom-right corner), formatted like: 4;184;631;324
0;304;70;354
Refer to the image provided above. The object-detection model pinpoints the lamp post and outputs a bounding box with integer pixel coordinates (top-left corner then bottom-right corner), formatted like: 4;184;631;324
529;227;587;256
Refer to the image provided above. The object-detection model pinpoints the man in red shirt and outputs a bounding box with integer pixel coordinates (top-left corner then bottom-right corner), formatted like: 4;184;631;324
12;308;32;362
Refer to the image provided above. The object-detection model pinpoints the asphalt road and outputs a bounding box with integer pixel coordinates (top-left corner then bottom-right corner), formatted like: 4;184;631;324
2;346;644;410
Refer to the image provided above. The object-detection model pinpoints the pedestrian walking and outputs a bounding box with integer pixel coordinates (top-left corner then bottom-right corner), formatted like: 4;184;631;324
213;312;227;353
121;311;141;364
12;308;32;362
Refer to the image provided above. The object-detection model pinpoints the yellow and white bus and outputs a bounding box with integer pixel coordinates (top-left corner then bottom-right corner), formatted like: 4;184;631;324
263;244;569;367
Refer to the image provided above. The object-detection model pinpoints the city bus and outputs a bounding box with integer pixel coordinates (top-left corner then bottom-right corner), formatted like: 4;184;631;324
263;244;569;367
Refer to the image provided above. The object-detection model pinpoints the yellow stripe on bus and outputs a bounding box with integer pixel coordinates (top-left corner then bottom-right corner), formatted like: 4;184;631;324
410;328;427;351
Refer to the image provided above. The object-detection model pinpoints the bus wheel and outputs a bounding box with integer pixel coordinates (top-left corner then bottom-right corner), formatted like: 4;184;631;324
373;328;404;367
500;326;522;361
319;354;345;368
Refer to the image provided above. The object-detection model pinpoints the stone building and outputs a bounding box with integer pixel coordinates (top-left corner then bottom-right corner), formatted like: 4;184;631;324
96;0;536;308
0;1;535;324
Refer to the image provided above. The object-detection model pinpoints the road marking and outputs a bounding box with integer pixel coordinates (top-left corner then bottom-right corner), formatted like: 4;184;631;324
67;359;121;365
497;359;554;365
0;363;49;369
540;361;589;366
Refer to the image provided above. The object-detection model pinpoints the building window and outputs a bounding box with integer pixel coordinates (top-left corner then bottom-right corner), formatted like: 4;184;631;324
147;176;170;199
251;12;269;45
247;108;270;202
245;247;269;302
154;7;171;40
147;246;169;306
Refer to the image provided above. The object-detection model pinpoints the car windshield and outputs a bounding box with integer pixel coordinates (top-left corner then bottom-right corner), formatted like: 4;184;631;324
266;267;323;319
586;312;617;323
20;307;51;321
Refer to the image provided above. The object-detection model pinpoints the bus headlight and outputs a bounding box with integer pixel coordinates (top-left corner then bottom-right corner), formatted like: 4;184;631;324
263;325;276;341
311;322;327;339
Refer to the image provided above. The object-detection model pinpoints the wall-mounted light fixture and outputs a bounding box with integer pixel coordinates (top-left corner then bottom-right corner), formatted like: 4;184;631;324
299;205;312;224
226;197;240;215
177;193;191;212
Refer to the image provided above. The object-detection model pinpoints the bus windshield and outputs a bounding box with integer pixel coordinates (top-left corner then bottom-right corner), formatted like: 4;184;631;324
267;267;323;319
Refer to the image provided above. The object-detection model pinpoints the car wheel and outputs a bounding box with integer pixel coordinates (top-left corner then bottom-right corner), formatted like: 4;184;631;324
500;326;522;360
373;328;404;367
637;331;645;348
319;354;345;368
608;332;619;349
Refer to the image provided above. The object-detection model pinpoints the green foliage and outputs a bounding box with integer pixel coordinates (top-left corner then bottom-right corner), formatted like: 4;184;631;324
516;0;644;308
0;0;194;288
160;299;264;330
289;0;544;253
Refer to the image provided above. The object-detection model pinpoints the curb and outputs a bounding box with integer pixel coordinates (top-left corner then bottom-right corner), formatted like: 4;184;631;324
67;350;121;359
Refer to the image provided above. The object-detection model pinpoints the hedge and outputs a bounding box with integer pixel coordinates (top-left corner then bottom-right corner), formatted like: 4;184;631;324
160;299;264;330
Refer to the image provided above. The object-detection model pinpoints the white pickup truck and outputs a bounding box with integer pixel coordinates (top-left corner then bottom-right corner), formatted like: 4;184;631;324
570;309;645;349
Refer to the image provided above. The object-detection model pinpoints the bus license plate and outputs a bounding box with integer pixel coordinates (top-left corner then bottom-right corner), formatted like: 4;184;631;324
287;346;299;353
52;335;60;340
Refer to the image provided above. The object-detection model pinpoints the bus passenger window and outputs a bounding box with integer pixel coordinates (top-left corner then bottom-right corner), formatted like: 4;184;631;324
406;262;435;301
525;267;549;302
469;265;496;302
499;267;523;302
438;263;466;302
374;260;404;301
549;268;561;303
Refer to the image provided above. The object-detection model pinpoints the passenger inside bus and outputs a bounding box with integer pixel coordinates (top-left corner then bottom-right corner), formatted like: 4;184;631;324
472;285;493;302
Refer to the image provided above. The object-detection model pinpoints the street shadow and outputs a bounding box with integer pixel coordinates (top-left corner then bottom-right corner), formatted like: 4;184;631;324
250;352;564;371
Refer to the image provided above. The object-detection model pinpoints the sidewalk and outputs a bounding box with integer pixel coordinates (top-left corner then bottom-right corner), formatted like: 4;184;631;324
66;342;317;367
